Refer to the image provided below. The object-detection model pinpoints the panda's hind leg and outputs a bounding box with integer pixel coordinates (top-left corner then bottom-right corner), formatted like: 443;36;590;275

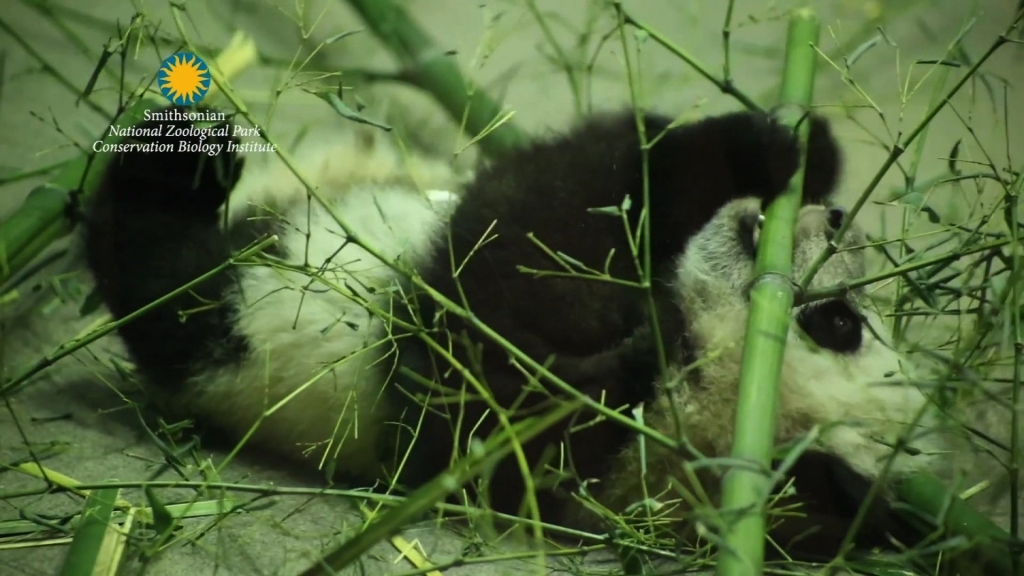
83;106;265;389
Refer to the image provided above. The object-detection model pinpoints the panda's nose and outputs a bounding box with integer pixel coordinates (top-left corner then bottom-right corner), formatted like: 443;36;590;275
826;207;845;231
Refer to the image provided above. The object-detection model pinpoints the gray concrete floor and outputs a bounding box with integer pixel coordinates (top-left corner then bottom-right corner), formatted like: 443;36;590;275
1;0;1022;574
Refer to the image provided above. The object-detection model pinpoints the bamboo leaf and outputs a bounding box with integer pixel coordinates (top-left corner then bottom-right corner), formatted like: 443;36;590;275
59;488;120;576
894;190;942;224
143;487;175;537
948;138;963;176
78;288;103;317
846;34;881;67
324;30;362;44
318;91;393;131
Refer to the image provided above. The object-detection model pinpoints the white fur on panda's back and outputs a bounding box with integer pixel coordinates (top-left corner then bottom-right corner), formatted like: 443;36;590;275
181;127;462;479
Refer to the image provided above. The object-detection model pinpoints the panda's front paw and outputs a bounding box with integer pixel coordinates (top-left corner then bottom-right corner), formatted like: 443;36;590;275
801;114;841;204
102;105;244;217
726;113;802;197
619;328;662;385
720;111;840;205
623;301;689;384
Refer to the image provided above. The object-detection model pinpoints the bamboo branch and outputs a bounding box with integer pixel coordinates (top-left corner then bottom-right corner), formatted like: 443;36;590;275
299;399;584;576
0;236;279;398
617;4;763;113
343;0;528;157
798;10;1024;290
715;10;820;576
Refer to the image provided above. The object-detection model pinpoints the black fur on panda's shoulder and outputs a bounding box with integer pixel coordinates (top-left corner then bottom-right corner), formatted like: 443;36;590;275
83;105;277;390
394;109;841;517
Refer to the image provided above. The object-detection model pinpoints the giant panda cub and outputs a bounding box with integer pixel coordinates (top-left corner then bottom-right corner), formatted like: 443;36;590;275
84;104;961;564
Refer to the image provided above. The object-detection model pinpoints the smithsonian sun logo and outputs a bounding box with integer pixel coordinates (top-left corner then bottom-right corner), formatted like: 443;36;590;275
157;52;211;106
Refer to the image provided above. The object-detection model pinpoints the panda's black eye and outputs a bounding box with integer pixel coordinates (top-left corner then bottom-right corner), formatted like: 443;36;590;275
796;299;863;354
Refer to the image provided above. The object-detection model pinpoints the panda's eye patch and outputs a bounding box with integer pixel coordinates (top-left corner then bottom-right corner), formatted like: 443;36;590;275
796;299;863;354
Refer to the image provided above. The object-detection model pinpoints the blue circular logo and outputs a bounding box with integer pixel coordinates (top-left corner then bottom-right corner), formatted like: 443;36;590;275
157;52;211;106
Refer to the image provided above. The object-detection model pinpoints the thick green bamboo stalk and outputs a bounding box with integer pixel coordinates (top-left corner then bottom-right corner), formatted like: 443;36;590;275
897;468;1021;574
343;0;528;157
0;101;150;288
715;9;820;576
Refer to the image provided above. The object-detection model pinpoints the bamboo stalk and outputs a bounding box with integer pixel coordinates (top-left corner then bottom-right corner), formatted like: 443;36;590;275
343;0;528;157
714;10;820;576
896;472;1021;575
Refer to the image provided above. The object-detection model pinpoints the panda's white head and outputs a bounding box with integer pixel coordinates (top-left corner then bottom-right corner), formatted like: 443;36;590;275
585;197;945;554
669;197;941;478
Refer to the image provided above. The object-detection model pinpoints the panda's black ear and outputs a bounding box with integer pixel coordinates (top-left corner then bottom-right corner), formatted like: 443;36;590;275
99;105;243;218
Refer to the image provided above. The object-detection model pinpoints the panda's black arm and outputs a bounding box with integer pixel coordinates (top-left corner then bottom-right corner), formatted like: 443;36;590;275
83;108;257;389
397;109;840;518
420;109;840;384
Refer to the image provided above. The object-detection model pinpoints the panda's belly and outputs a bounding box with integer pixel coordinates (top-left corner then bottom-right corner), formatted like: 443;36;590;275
184;283;398;479
179;186;448;480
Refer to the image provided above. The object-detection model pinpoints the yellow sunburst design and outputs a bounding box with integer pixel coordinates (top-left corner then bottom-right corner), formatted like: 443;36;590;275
157;52;211;106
